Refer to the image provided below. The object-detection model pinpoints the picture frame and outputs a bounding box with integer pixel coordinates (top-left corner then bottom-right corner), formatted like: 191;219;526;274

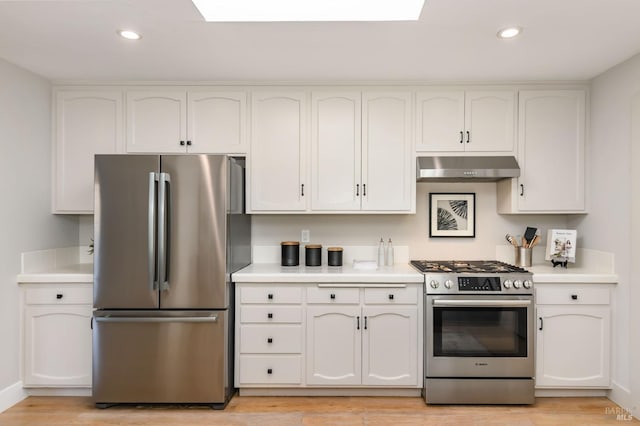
429;193;476;238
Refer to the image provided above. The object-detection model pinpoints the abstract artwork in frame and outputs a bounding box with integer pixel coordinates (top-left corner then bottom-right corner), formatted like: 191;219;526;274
429;193;476;238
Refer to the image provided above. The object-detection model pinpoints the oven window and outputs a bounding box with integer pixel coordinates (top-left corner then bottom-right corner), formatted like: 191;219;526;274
433;307;527;357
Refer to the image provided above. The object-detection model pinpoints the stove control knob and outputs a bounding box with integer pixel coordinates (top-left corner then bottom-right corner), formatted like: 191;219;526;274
513;280;522;289
444;280;453;289
430;280;440;289
523;280;532;289
503;280;512;289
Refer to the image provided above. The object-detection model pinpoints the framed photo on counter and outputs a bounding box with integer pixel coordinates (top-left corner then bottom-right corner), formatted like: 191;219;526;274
429;193;476;238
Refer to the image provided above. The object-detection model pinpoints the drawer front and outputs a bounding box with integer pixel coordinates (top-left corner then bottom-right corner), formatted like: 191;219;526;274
240;325;302;354
239;285;303;304
364;286;418;305
307;287;360;304
240;306;303;324
536;286;610;305
25;286;93;305
239;355;302;384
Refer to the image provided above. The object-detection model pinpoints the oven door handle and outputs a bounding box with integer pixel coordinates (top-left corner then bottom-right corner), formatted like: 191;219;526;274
432;299;532;307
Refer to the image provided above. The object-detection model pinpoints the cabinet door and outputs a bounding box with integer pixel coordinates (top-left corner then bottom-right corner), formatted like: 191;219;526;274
310;92;362;211
416;91;464;152
306;306;361;385
465;91;515;153
126;91;187;153
517;90;586;211
187;91;247;154
362;306;418;386
249;92;308;212
362;92;414;212
536;305;610;387
53;90;123;213
24;305;92;387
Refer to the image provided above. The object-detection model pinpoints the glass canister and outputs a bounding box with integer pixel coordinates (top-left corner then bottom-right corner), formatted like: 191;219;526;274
327;247;343;266
281;241;300;266
305;244;322;266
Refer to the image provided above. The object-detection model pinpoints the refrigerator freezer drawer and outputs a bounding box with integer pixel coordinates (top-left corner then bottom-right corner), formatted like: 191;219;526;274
92;310;231;406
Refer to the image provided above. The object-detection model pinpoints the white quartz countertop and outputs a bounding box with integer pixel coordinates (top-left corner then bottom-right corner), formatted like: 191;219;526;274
529;264;618;284
232;263;424;283
17;263;93;283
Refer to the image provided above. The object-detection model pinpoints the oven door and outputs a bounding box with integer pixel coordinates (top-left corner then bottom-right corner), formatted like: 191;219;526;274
426;294;534;378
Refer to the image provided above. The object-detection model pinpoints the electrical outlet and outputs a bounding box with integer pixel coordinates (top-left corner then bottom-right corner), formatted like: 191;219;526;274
301;229;310;243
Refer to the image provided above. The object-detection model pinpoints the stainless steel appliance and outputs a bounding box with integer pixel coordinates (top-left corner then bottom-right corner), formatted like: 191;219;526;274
411;260;534;405
92;155;251;409
416;156;520;182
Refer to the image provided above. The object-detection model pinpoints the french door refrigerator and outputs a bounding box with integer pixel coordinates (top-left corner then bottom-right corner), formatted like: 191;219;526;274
92;154;250;408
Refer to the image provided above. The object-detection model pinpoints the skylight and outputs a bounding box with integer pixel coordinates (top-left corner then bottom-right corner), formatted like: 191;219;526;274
191;0;426;22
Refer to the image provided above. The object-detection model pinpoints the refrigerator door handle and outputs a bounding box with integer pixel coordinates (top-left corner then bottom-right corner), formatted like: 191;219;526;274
148;172;159;291
94;315;219;324
157;172;171;291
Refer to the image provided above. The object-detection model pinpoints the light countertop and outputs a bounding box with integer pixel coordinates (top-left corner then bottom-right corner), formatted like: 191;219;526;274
17;263;93;283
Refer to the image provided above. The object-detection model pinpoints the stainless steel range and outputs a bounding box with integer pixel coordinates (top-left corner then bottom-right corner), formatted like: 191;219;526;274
411;260;535;405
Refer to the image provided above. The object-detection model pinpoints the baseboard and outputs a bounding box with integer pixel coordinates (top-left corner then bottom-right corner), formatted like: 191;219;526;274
0;381;27;414
607;381;634;413
535;388;609;397
25;387;91;397
238;388;422;397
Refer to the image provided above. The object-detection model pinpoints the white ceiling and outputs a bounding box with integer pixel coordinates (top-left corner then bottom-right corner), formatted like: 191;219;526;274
1;0;640;82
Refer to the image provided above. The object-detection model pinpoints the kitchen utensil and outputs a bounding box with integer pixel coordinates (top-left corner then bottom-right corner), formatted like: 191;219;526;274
529;234;540;248
505;234;519;247
524;227;537;246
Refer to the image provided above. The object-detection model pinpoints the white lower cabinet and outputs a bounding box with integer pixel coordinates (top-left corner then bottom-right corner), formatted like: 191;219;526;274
22;284;93;387
235;283;422;389
535;284;611;388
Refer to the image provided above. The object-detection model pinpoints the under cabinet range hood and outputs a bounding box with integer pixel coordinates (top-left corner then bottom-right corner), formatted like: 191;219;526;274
416;156;520;182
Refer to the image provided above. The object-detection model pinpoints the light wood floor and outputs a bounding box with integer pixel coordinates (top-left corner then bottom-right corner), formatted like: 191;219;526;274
0;396;637;425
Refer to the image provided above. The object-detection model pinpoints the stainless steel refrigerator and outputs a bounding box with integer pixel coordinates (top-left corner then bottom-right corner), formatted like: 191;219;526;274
92;154;250;409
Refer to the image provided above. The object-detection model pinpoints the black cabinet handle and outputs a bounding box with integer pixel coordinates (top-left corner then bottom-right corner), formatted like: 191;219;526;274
56;293;63;300
180;140;185;146
267;368;273;375
363;184;366;196
459;131;463;143
520;184;524;196
186;140;192;146
356;184;360;196
330;293;336;300
267;313;273;319
301;184;305;197
267;293;273;300
539;317;543;331
466;131;470;143
571;294;578;300
388;294;394;300
356;316;360;330
364;316;368;330
267;337;273;343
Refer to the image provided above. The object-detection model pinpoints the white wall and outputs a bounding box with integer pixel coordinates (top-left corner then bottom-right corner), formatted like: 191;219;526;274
252;182;568;261
0;59;78;398
570;52;640;413
631;92;640;420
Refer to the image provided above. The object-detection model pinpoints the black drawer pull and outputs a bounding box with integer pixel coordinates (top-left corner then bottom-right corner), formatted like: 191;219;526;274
267;313;273;319
388;294;394;300
56;293;63;300
267;337;273;343
571;294;578;300
267;293;274;300
180;140;185;146
267;368;273;375
186;140;192;146
330;293;336;300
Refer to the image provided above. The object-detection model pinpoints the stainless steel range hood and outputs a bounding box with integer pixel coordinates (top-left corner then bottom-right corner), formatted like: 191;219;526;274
416;156;520;182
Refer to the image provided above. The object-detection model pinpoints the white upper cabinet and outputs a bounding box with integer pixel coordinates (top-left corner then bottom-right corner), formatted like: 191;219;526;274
53;90;124;214
498;89;586;213
248;91;308;212
310;90;414;213
126;89;247;154
416;90;515;154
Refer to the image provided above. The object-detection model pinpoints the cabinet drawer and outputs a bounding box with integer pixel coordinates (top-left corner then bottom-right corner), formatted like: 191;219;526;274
239;285;302;304
364;286;418;305
25;286;93;305
307;287;360;304
240;306;302;324
240;325;302;354
239;355;302;384
536;286;610;305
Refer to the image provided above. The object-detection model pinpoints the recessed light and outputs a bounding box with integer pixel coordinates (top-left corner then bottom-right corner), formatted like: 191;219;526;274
497;27;522;39
118;30;141;40
191;0;426;22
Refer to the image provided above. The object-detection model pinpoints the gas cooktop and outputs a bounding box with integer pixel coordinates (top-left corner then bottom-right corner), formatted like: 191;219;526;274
410;260;528;274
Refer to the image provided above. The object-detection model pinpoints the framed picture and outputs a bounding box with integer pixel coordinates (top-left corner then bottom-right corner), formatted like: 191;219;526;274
429;193;476;238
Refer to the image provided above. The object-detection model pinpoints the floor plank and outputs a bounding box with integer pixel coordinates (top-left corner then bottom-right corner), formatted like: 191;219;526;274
0;396;636;425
